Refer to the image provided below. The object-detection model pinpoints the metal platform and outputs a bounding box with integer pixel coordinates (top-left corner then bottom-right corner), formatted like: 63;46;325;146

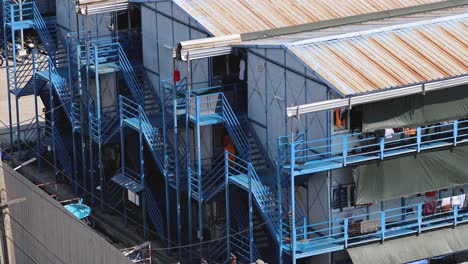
89;62;121;74
282;120;468;177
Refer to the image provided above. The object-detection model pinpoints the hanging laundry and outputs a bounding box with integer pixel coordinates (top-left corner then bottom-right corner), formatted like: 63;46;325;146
423;201;437;215
384;128;394;139
441;197;452;206
440;197;452;212
452;195;462;207
239;59;245;81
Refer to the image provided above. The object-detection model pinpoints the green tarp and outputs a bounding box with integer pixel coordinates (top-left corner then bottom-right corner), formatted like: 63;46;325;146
348;223;468;264
362;85;468;132
353;145;468;204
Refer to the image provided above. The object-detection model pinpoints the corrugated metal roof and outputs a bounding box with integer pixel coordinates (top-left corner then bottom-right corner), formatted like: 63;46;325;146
236;5;468;47
288;15;468;96
76;0;130;15
174;0;447;36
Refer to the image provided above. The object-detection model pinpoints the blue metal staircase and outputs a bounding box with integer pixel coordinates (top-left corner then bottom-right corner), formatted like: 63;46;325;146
189;153;226;202
119;95;173;237
120;95;165;171
227;153;281;241
144;186;165;238
41;118;73;177
230;197;262;262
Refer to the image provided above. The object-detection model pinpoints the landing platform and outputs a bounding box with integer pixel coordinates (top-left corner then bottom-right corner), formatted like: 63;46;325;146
37;69;67;83
285;139;468;177
90;62;121;74
123;112;163;130
7;19;35;30
294;212;468;259
189;113;224;126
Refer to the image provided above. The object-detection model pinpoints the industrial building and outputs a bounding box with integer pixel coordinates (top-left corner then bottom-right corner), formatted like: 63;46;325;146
2;0;468;263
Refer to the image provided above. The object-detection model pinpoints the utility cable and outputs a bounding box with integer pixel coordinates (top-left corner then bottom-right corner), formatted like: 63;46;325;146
1;147;288;255
0;223;41;264
0;159;216;263
4;212;67;264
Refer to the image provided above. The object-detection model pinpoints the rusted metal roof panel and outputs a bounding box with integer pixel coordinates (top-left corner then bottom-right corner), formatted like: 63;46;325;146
174;0;447;36
236;5;468;47
288;15;468;96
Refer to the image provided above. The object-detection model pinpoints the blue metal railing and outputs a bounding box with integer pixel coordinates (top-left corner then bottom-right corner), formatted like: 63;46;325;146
32;3;56;62
239;115;274;168
227;152;280;241
117;44;145;105
107;177;123;209
231;198;261;260
294;197;468;256
41;121;72;177
188;92;251;160
144;187;165;238
133;64;161;109
199;153;226;201
5;1;57;60
89;105;120;144
207;238;228;263
280;120;468;173
120;95;165;172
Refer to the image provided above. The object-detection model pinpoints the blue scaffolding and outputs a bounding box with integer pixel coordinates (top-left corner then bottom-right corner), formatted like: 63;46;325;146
4;2;468;264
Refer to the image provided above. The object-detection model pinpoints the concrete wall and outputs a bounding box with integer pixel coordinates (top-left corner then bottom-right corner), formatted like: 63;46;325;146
1;165;131;264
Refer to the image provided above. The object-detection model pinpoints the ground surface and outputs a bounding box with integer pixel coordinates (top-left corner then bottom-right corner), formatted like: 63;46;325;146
0;63;44;145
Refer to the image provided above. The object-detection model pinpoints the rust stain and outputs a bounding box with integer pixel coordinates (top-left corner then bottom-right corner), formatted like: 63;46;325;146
346;41;408;87
390;33;452;77
174;0;446;36
322;44;382;89
413;28;468;71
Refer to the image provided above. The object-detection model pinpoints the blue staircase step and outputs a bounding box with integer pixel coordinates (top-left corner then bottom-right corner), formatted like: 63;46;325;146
7;20;35;30
90;62;121;74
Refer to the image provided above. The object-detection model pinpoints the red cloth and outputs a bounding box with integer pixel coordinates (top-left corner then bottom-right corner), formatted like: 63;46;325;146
425;191;436;197
173;68;181;82
423;201;437;215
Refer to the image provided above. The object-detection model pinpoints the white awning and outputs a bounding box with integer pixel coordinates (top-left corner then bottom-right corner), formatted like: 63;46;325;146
174;35;241;61
76;0;131;15
287;75;468;118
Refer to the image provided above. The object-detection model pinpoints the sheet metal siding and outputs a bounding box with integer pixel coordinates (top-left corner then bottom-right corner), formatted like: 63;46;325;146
289;18;468;95
174;0;446;36
2;166;132;264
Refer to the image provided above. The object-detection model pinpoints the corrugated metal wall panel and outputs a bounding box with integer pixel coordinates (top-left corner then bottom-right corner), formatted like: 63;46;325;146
1;166;132;264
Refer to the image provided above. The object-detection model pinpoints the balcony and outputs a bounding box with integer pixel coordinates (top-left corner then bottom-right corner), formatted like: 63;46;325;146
279;119;468;176
292;197;468;259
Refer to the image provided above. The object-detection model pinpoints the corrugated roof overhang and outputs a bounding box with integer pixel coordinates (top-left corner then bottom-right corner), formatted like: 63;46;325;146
76;0;131;15
287;75;468;117
174;35;240;61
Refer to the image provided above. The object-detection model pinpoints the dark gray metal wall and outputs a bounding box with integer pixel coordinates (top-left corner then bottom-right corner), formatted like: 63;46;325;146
1;166;132;264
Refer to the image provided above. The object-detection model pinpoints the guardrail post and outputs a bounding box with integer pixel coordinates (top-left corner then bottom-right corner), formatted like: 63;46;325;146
248;164;254;263
380;137;385;160
225;151;230;261
303;216;307;240
417;204;422;234
454;205;458;227
344;218;348;248
380;211;385;242
342;135;348;166
417;127;422;152
453;120;458;146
